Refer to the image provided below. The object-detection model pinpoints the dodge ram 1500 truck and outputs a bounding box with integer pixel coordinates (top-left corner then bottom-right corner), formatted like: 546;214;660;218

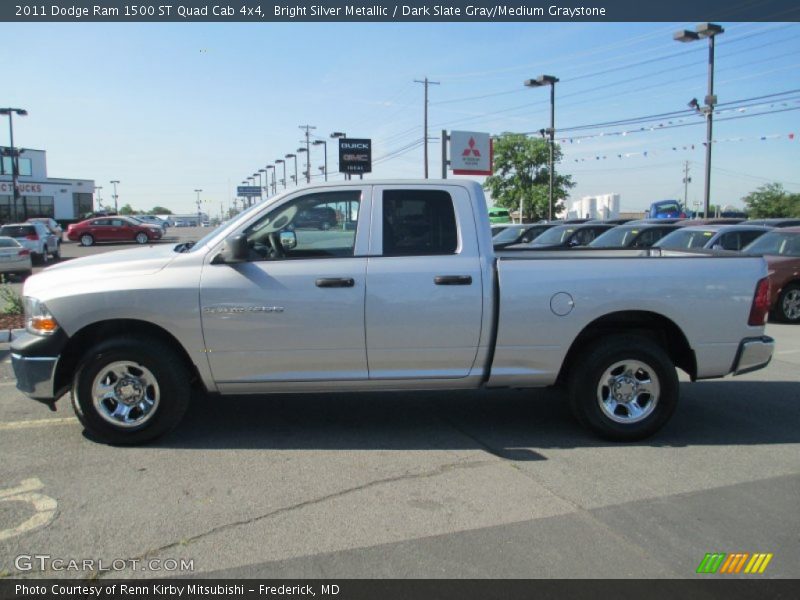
12;180;774;444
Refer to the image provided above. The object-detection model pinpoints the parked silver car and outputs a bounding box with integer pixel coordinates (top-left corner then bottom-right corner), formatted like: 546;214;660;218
0;222;60;263
0;236;33;279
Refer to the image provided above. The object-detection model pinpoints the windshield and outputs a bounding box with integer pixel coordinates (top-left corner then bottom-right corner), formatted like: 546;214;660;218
655;229;715;249
589;226;637;248
493;226;524;243
530;225;575;245
185;197;273;252
742;231;800;257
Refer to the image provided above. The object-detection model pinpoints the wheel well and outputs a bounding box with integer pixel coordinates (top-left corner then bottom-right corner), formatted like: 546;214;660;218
54;319;203;396
556;311;697;384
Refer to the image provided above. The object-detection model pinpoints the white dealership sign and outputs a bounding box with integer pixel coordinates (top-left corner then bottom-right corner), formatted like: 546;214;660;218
450;131;493;175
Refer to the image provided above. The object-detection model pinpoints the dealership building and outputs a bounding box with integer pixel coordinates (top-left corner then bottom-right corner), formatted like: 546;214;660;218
0;147;95;223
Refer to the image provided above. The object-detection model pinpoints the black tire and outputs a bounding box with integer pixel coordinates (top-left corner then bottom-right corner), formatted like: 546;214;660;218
567;334;679;441
51;244;61;260
71;337;190;445
80;234;94;247
774;283;800;324
320;221;332;231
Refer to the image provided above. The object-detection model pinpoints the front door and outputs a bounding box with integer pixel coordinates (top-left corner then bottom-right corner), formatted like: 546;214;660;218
200;188;371;388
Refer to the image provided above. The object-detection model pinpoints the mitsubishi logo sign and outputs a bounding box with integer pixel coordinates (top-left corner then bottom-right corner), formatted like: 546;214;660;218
462;137;481;158
451;131;492;176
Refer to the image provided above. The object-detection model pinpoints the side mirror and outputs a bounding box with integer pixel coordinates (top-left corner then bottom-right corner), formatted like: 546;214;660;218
213;234;249;264
279;230;297;250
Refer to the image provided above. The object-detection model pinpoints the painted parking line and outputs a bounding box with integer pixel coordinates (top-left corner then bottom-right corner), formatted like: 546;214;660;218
0;478;58;541
0;417;78;431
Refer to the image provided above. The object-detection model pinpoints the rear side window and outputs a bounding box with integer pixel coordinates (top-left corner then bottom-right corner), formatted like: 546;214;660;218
0;238;20;248
0;225;35;237
382;190;457;256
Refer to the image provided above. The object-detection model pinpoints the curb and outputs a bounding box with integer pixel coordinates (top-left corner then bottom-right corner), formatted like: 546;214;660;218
0;329;25;344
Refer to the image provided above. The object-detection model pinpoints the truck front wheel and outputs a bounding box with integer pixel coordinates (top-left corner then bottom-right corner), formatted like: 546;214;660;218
567;335;678;441
71;337;190;445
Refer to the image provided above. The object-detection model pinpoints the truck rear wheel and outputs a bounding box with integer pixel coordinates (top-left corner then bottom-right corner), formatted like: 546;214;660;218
567;335;678;441
71;337;190;445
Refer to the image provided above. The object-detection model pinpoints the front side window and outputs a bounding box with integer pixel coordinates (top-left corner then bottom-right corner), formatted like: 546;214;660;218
244;190;361;260
382;190;457;256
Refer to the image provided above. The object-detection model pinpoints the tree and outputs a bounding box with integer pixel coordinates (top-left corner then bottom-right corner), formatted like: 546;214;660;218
149;206;172;215
742;183;800;218
483;133;574;221
119;204;135;215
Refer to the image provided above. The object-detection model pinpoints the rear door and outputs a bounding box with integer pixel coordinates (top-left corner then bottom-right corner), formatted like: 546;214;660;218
365;185;483;379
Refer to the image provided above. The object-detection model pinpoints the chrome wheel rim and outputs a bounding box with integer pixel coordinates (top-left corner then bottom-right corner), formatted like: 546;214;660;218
136;233;148;244
783;289;800;321
597;360;660;424
91;361;160;428
80;235;92;246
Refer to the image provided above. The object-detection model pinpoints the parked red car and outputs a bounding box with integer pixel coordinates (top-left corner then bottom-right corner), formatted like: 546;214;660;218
66;216;164;246
741;226;800;323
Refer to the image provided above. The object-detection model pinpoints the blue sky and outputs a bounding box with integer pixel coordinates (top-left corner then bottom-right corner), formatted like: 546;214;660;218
3;21;799;215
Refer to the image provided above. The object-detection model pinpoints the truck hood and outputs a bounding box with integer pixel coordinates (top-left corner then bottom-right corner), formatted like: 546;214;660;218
24;244;180;298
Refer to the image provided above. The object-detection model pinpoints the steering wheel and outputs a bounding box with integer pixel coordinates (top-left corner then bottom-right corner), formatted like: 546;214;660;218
266;232;285;259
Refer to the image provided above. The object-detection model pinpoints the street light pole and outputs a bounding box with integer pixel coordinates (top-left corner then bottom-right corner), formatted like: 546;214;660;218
194;188;203;222
110;180;120;214
674;22;724;218
285;154;297;186
524;75;559;222
266;165;276;195
258;169;267;200
0;108;28;220
94;186;103;211
313;140;328;181
331;132;348;180
297;148;308;183
275;159;286;189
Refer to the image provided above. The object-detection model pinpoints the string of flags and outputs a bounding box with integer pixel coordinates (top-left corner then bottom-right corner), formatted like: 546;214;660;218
566;132;797;162
552;99;800;144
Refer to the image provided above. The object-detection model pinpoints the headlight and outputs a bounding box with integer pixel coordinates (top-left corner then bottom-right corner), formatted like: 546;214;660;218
24;297;59;336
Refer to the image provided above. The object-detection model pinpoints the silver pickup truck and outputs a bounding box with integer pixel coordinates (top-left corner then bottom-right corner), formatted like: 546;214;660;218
12;180;774;444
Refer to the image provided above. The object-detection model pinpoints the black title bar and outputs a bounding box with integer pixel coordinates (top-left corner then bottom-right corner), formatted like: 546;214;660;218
2;1;799;22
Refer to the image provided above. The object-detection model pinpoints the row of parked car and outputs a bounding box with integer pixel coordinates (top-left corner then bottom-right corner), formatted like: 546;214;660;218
0;214;172;280
492;217;800;324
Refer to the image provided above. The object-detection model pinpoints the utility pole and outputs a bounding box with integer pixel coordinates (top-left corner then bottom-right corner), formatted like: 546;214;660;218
299;124;316;183
414;77;440;178
682;161;692;214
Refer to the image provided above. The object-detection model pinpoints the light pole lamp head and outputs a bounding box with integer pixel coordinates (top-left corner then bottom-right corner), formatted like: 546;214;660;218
330;132;346;139
313;140;325;146
0;108;28;116
674;29;700;42
275;159;284;164
696;23;724;38
297;148;307;154
524;75;559;87
285;153;295;158
258;168;266;173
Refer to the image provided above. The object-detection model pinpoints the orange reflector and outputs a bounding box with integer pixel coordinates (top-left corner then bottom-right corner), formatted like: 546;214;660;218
31;317;58;332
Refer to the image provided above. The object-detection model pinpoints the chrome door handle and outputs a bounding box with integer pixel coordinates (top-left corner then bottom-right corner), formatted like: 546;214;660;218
315;278;355;288
434;275;472;285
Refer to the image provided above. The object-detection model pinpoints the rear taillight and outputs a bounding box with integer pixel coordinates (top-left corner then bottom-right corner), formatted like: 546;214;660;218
748;277;771;326
18;249;30;256
25;233;39;241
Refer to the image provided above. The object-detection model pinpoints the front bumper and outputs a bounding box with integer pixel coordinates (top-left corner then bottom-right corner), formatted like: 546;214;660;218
732;336;775;376
11;330;69;402
12;354;59;400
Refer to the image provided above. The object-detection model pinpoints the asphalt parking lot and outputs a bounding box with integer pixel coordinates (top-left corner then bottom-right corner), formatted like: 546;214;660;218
0;234;798;579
